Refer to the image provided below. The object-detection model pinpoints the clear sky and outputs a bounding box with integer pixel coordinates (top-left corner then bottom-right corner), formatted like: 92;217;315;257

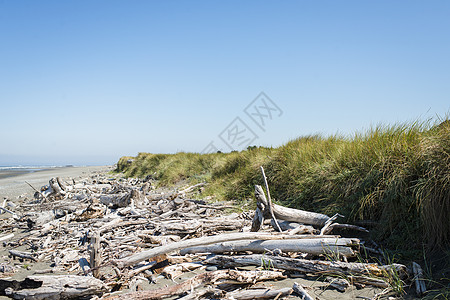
1;1;449;166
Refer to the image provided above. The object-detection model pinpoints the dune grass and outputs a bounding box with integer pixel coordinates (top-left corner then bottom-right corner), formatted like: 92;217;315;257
116;119;449;255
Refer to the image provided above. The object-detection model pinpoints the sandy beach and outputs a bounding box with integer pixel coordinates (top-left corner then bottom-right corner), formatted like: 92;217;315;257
0;166;111;200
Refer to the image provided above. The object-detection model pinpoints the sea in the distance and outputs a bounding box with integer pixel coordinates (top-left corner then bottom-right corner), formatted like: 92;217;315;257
0;165;73;180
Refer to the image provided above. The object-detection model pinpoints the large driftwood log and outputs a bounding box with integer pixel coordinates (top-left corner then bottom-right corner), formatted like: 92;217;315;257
105;270;285;300
206;254;408;280
227;287;293;300
114;232;338;268
255;185;330;226
157;218;245;236
0;275;105;299
49;177;65;197
180;237;359;257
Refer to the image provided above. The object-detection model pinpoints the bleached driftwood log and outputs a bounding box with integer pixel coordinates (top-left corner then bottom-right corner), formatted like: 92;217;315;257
255;185;330;226
157;218;245;236
161;262;204;279
0;233;14;242
0;275;105;299
104;270;285;300
114;232;338;268
38;177;68;200
206;254;407;280
49;177;66;197
227;287;292;300
180;237;359;257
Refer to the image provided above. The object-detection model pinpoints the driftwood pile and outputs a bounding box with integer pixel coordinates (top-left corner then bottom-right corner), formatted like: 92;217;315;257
0;167;420;299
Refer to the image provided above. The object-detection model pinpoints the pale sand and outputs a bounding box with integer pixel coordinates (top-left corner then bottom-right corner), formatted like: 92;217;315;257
0;166;111;200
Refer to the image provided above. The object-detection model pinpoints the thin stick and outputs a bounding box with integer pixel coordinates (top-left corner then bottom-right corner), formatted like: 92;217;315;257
260;166;282;232
320;213;343;235
25;181;48;202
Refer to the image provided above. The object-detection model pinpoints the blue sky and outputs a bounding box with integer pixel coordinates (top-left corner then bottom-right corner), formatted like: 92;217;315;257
0;1;449;166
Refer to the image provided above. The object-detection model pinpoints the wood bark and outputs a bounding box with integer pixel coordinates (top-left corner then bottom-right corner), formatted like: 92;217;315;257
180;237;359;257
250;207;264;232
90;232;101;278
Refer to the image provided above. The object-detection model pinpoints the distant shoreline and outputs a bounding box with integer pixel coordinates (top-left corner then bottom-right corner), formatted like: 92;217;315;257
0;167;49;180
0;165;77;180
0;166;110;199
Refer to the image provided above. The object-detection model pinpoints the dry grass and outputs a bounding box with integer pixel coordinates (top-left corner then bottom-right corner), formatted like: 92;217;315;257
116;118;450;254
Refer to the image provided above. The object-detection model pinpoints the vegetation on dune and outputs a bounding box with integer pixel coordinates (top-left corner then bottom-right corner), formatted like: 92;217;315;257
116;119;450;255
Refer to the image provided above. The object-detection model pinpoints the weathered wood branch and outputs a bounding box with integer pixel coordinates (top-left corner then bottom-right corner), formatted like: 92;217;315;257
206;254;408;280
9;250;37;262
0;233;14;242
114;233;336;268
260;166;282;232
180;237;360;257
90;232;101;278
292;282;314;300
250;207;264;232
178;182;206;195
255;185;330;226
227;287;292;300
49;177;66;197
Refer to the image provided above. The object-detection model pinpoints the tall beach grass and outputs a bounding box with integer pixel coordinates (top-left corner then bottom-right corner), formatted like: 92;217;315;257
116;119;449;254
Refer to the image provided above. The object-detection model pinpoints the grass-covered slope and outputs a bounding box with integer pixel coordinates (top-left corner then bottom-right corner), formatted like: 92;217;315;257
116;120;449;254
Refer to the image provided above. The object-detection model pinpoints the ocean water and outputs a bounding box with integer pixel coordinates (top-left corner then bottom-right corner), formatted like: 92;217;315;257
0;165;69;180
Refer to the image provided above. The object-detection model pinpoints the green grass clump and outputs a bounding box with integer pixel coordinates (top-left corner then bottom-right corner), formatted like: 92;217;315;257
115;118;450;254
